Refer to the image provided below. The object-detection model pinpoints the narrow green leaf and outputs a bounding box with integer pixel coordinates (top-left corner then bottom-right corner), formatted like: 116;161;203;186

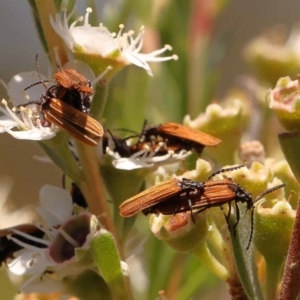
27;0;49;53
38;132;82;182
230;204;264;300
278;131;300;183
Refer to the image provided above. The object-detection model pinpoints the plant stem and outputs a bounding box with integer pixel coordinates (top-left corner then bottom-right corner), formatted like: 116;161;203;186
265;259;281;300
193;241;229;280
34;0;68;69
75;143;116;238
278;195;300;300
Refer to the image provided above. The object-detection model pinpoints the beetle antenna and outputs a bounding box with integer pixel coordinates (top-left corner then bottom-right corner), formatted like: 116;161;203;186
113;128;140;135
206;165;245;182
246;208;255;250
35;52;48;89
254;184;285;203
56;60;63;71
24;53;51;91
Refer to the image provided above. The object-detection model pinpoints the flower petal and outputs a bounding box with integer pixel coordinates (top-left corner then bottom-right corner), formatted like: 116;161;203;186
37;185;73;227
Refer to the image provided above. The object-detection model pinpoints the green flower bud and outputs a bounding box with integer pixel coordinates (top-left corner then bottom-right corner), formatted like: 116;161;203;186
180;158;212;182
244;26;300;85
265;158;299;207
254;198;295;299
149;211;208;253
266;76;300;131
255;198;295;262
184;100;244;165
230;162;273;198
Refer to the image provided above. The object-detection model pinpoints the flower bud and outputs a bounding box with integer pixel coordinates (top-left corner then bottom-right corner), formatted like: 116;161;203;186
265;158;299;207
255;199;295;261
180;158;212;182
230;162;272;198
149;211;208;253
184;100;244;164
244;26;300;85
266;76;300;131
254;197;295;297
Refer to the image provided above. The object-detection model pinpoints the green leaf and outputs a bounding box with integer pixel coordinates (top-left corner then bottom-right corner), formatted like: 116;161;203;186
27;0;49;53
230;204;264;300
278;131;300;183
38;132;82;183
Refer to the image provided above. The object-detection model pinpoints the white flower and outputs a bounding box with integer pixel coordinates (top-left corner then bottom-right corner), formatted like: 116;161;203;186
106;141;191;170
0;71;58;141
51;8;178;76
5;185;96;293
0;62;110;141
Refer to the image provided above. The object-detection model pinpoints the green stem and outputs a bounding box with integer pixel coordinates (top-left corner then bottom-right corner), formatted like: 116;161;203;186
192;241;229;280
206;215;229;266
75;142;115;236
265;259;281;300
34;0;68;69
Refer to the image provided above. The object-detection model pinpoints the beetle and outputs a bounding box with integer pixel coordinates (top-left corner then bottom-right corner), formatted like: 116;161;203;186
119;165;285;249
17;54;103;146
43;98;103;146
138;121;222;155
102;129;173;158
147;179;284;249
119;165;244;217
23;54;94;114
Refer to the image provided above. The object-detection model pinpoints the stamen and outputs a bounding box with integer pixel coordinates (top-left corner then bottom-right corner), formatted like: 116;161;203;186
21;110;31;128
114;24;125;47
165;44;172;51
91;66;113;86
27;114;36;129
11;228;50;246
57;227;80;247
287;190;296;203
2;100;25;127
10;236;50;251
19;269;46;293
70;16;84;29
84;7;93;26
131;148;149;159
